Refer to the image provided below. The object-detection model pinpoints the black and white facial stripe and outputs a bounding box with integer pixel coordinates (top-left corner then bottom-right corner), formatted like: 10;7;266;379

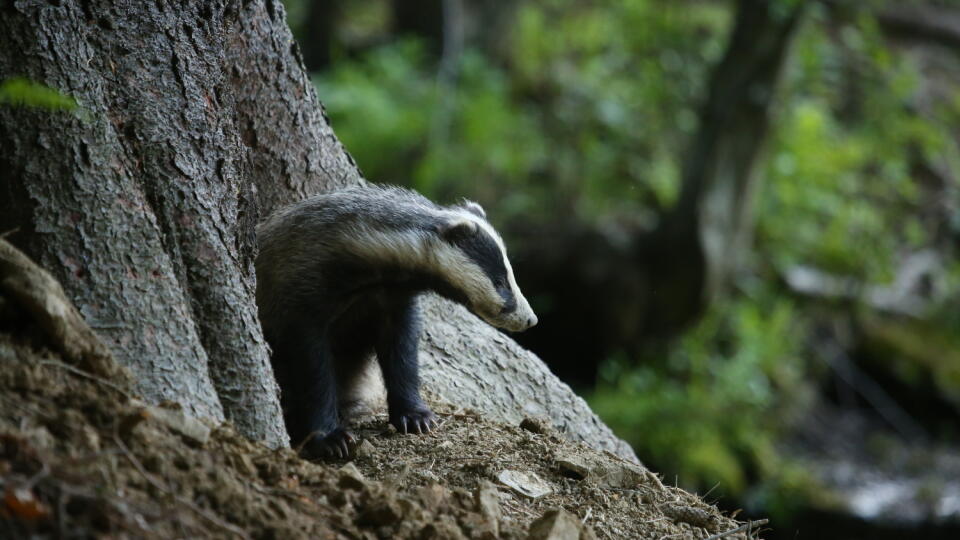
433;209;536;332
442;222;517;315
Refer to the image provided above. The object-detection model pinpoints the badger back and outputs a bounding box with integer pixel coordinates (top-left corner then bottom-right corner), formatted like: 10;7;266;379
255;185;537;333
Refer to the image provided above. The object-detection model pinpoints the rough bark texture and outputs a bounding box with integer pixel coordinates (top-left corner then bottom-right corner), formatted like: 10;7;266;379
228;0;362;212
0;0;636;462
0;0;285;447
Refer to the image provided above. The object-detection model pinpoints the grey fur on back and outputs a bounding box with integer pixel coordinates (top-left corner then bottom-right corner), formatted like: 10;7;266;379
255;185;434;328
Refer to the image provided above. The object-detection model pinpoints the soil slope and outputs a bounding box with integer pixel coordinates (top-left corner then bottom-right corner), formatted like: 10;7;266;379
0;241;762;539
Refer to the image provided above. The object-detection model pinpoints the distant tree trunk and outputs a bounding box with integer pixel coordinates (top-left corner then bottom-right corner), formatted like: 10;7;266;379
392;0;446;55
643;0;806;332
0;0;635;461
300;0;340;72
875;3;960;50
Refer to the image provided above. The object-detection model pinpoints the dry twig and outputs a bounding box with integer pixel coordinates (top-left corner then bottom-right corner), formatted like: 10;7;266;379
39;359;131;399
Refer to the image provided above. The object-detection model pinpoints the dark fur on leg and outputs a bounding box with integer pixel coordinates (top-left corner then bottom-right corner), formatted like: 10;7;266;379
375;295;437;434
270;323;354;459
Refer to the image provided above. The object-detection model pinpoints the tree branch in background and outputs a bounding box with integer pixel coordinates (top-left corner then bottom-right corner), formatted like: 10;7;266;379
641;0;807;335
876;3;960;50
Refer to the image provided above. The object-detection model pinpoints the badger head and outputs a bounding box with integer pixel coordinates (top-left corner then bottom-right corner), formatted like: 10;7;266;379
431;202;537;333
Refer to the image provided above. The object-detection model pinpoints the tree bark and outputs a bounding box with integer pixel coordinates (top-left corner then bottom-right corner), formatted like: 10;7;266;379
0;0;637;462
0;0;285;447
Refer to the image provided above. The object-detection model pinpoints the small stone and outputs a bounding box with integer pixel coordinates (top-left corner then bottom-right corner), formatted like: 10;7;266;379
556;452;591;480
593;459;648;489
496;469;553;499
338;462;366;490
356;439;376;458
417;469;440;483
437;440;454;450
528;508;582;540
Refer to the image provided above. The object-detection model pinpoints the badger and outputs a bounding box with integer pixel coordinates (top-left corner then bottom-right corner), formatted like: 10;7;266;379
255;184;537;459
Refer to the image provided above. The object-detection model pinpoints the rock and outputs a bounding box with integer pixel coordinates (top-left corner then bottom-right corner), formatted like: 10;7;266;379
556;452;591;480
527;508;582;540
474;481;501;537
593;457;650;489
338;462;367;491
497;469;553;499
437;440;454;450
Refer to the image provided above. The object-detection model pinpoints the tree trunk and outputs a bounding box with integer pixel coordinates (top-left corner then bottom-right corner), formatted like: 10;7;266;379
0;0;285;447
0;0;637;462
643;0;806;332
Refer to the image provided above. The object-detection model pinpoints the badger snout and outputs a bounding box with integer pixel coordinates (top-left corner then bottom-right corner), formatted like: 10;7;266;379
520;312;538;331
487;295;537;333
490;312;537;333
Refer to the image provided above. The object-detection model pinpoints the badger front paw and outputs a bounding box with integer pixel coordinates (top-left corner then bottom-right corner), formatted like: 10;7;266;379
302;428;356;460
389;405;437;435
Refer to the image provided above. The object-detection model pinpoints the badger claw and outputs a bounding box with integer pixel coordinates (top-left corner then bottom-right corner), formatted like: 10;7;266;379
302;428;356;460
390;407;437;435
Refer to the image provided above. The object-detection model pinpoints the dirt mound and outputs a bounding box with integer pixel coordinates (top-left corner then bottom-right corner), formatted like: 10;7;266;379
0;240;764;539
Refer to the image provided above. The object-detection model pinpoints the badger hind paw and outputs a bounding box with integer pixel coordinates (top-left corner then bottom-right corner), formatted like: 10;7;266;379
302;428;356;460
390;407;437;435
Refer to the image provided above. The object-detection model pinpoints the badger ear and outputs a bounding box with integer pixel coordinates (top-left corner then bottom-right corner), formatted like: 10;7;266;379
437;217;478;240
460;200;486;219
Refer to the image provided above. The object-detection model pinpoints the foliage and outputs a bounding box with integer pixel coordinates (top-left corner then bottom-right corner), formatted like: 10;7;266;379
588;290;814;503
0;78;77;111
302;0;960;520
313;0;729;223
759;8;955;283
588;4;959;501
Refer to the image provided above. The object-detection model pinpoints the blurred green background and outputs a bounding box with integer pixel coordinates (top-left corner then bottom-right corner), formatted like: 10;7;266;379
285;0;960;537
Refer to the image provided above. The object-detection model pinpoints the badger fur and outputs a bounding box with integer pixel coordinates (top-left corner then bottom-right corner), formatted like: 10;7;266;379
255;184;537;458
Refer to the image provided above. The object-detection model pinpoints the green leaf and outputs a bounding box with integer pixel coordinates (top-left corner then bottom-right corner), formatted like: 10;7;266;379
0;77;77;111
